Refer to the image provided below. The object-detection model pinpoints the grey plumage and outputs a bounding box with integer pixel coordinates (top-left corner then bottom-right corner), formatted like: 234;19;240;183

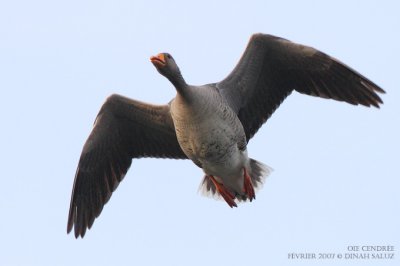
218;34;384;140
67;33;384;238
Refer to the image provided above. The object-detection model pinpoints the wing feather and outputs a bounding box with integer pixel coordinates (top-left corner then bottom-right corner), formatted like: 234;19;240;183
67;94;186;238
218;34;384;141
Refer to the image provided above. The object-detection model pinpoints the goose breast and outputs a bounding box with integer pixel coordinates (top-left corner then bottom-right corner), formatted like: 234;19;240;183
170;85;247;174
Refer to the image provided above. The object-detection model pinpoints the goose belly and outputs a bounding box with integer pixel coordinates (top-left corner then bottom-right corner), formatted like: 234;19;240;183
175;115;247;181
170;89;248;185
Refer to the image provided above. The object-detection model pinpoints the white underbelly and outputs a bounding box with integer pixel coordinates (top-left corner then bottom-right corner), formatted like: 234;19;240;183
201;148;249;190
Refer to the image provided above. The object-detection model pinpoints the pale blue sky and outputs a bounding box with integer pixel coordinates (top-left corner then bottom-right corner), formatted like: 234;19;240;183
0;1;399;265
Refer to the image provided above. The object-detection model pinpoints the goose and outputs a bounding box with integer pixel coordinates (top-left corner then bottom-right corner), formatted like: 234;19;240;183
67;33;384;238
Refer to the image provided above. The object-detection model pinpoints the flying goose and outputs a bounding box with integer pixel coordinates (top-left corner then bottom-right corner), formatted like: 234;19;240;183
67;33;384;238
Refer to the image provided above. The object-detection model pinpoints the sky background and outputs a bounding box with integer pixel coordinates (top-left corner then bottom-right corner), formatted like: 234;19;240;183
0;0;399;265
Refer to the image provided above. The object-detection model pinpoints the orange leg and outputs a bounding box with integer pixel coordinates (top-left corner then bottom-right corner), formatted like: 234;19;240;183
208;175;237;208
243;168;255;201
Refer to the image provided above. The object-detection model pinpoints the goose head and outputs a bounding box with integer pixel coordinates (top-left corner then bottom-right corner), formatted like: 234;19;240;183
150;53;187;91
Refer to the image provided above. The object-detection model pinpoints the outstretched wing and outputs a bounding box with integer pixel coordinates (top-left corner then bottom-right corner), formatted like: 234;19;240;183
67;94;187;238
217;34;385;141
